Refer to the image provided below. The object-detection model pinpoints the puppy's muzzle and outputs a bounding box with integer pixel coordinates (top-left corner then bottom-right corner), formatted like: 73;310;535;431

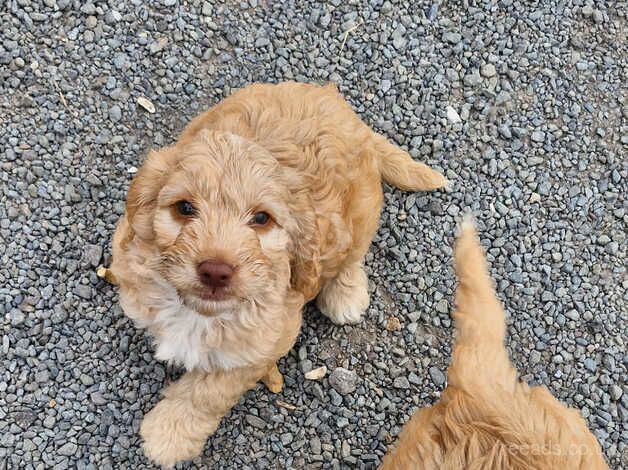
197;260;234;289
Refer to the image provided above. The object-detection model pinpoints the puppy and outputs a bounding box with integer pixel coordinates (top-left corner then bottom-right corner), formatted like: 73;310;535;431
381;218;609;470
105;82;446;466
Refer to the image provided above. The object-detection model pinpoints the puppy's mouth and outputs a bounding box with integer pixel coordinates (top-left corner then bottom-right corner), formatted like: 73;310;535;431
181;287;242;317
196;287;231;301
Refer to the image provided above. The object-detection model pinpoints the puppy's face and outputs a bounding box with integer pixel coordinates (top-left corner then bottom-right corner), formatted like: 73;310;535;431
126;131;304;315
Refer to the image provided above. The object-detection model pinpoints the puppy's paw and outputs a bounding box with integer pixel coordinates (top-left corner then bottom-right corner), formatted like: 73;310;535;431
317;264;369;325
140;398;219;468
318;299;367;325
261;363;284;394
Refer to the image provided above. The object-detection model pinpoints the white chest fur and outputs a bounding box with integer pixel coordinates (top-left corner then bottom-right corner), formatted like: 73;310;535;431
118;279;255;371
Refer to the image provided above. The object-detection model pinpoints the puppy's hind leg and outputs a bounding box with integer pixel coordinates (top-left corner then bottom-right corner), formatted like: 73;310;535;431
316;261;369;325
261;362;284;394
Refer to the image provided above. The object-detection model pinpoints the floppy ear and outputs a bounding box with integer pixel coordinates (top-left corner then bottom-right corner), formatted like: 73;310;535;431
125;146;178;241
285;191;322;301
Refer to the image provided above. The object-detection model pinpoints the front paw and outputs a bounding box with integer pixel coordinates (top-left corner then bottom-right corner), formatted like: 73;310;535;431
140;398;219;468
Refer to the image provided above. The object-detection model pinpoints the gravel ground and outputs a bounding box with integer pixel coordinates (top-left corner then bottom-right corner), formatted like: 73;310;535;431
1;0;626;468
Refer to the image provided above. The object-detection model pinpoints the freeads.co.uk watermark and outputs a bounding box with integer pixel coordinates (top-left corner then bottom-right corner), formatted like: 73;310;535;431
507;443;602;457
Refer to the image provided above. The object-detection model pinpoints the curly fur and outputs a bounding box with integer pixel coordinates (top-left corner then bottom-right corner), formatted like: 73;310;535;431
381;219;609;470
109;81;446;466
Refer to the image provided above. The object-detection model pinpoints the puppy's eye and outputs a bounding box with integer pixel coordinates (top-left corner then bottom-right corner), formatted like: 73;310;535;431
250;211;271;226
175;200;197;217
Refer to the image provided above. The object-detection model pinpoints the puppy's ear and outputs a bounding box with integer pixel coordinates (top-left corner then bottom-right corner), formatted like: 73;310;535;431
285;192;322;301
126;146;177;241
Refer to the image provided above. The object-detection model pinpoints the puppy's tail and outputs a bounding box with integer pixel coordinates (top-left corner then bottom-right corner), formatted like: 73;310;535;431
448;215;517;390
374;134;448;191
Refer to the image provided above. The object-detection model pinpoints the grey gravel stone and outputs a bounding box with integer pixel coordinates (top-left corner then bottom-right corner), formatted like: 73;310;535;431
429;367;446;387
80;3;96;15
531;131;546;142
463;70;482;87
83;244;103;268
43;416;56;428
149;38;168;54
58;442;78;456
592;10;604;24
443;32;461;44
9;308;24;326
79;374;94;386
498;125;512;139
328;368;358;395
609;385;622;401
245;415;267;429
435;300;449;314
35;371;50;383
583;359;597;373
393;376;410;389
480;63;496;78
378;397;391;411
565;310;580;321
73;285;92;300
109;105;122;122
90;392;107;405
255;37;270;48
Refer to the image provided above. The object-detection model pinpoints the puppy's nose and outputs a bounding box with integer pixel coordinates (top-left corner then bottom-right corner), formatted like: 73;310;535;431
197;261;234;288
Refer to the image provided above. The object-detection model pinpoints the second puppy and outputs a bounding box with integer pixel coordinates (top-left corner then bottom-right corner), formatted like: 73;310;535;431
108;81;446;466
381;219;608;469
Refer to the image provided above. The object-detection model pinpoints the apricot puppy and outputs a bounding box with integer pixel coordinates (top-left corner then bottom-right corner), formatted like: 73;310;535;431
381;218;609;470
107;82;446;466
